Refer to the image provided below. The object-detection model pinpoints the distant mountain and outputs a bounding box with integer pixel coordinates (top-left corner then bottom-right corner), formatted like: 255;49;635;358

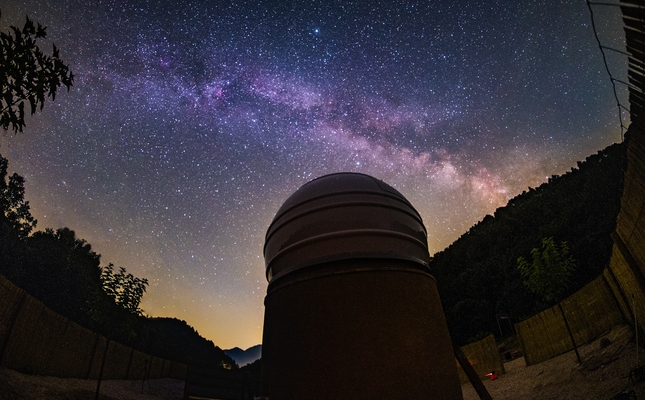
224;344;262;366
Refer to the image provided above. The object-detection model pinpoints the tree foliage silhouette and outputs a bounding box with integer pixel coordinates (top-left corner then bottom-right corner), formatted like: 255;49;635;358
0;153;233;367
101;263;149;315
0;10;74;133
517;236;581;363
517;237;575;304
0;153;36;238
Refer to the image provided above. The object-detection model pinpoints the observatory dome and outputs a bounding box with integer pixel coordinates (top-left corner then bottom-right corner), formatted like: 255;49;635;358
264;172;431;282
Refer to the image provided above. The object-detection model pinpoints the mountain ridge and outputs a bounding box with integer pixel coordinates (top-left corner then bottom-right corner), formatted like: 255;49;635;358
224;344;262;366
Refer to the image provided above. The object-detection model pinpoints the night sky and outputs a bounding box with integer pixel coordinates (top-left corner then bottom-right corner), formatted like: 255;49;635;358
1;1;628;349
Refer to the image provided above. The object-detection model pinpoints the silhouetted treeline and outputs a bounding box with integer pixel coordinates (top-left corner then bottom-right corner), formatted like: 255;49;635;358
133;317;235;367
0;221;233;367
0;155;233;368
431;143;625;345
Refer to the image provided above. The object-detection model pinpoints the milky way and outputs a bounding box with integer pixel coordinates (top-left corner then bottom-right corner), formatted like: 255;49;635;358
1;0;628;348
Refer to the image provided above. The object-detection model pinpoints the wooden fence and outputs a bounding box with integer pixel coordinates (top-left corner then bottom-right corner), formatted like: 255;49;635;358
0;273;187;380
607;0;645;345
456;334;505;384
515;274;625;365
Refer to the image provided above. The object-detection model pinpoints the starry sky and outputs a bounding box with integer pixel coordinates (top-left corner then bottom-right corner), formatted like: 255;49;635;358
1;0;628;349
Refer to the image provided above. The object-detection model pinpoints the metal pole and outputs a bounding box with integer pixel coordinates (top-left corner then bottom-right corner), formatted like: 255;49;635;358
496;314;503;337
634;294;638;367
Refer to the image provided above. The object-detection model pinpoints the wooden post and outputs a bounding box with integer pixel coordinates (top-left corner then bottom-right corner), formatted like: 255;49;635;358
95;339;110;400
454;344;493;400
0;288;26;363
558;302;581;364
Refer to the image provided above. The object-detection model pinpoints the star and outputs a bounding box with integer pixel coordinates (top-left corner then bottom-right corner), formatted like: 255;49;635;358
0;0;628;349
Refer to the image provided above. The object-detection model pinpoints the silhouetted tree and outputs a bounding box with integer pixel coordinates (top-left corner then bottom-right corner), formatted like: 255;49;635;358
24;228;103;321
1;10;74;133
0;155;233;368
101;263;149;315
517;237;575;304
517;237;581;363
0;153;36;238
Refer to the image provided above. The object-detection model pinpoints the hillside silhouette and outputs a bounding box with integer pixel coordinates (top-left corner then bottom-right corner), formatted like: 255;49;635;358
0;154;233;369
431;142;626;345
0;142;626;362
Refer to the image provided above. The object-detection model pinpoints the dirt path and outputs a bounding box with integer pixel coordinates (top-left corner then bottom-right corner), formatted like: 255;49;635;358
462;325;645;400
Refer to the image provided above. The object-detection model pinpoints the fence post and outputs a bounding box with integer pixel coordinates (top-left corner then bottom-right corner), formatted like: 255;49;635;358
0;287;27;364
611;231;645;338
558;302;581;364
85;334;101;380
454;344;492;400
95;339;111;400
603;268;633;323
125;347;135;380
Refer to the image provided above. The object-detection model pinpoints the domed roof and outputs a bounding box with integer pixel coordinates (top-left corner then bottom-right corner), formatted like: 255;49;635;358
264;172;431;282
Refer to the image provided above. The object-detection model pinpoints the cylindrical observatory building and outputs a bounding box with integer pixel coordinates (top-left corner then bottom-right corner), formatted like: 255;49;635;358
261;172;462;399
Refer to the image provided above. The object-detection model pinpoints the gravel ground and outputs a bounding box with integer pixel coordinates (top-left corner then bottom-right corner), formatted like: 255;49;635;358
462;324;645;400
0;370;184;400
